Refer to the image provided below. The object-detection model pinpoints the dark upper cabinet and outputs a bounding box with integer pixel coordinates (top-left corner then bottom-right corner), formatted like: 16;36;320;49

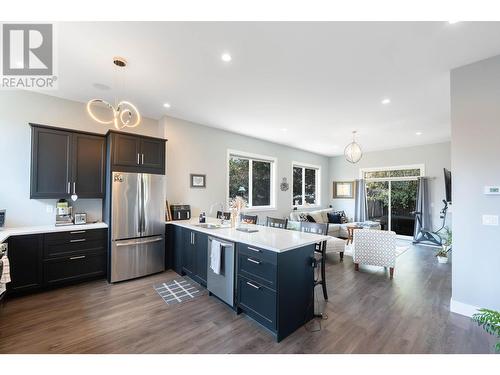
30;124;106;199
140;137;165;171
8;234;44;293
112;132;141;168
72;133;105;198
30;126;72;198
108;131;166;174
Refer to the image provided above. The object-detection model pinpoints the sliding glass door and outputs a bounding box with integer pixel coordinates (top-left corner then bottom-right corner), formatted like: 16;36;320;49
364;166;422;236
366;181;389;230
390;180;418;236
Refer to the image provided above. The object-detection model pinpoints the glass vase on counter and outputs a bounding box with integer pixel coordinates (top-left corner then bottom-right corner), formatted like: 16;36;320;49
228;196;247;229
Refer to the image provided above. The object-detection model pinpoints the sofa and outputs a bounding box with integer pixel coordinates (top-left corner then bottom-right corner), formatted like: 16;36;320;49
289;207;350;238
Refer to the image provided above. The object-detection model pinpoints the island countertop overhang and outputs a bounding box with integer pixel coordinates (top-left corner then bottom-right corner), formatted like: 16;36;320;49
166;218;331;253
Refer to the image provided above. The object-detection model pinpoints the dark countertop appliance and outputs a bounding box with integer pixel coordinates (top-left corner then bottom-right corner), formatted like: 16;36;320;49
170;205;191;221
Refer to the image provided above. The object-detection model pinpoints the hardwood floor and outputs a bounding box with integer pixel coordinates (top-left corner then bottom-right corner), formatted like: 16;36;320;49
0;243;495;354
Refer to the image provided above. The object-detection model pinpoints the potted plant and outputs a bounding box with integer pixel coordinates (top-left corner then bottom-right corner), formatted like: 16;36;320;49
436;227;452;263
472;308;500;352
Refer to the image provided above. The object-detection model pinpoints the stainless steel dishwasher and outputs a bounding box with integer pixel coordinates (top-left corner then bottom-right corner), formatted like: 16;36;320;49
207;237;235;307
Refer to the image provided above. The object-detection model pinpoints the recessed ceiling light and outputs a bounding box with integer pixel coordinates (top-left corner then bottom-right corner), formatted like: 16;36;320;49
221;52;232;62
163;103;171;109
381;98;391;105
416;131;422;136
448;20;460;24
281;128;288;132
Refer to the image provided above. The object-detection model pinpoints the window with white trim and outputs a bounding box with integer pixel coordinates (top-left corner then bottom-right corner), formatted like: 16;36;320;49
292;163;320;207
228;151;276;209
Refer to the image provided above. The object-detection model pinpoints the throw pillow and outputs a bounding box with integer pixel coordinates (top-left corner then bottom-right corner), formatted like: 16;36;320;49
298;213;308;222
306;214;316;223
327;212;342;224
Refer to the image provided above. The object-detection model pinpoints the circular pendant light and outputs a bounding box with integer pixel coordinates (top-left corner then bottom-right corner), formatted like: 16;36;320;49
86;57;141;130
344;131;363;164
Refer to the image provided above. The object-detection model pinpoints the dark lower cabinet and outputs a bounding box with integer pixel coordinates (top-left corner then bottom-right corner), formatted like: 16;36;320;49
8;235;43;294
238;275;277;331
44;252;106;287
236;243;315;342
195;231;208;285
7;229;107;296
182;229;208;286
168;225;208;286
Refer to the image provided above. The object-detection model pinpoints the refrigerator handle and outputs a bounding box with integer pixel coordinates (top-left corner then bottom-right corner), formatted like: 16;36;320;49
141;174;146;234
138;174;143;236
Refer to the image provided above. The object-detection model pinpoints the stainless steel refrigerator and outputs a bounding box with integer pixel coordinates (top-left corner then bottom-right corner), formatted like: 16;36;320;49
110;172;165;282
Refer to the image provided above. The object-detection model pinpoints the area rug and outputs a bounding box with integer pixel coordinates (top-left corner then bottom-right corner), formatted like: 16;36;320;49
395;245;410;257
154;277;204;305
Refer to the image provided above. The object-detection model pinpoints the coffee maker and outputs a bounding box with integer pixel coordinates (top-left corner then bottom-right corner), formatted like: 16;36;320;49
55;199;73;226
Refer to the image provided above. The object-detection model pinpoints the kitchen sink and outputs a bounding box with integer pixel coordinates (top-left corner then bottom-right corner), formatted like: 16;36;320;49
194;223;228;229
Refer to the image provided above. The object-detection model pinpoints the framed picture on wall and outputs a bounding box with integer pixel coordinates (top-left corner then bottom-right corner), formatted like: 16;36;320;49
333;181;355;199
190;174;206;188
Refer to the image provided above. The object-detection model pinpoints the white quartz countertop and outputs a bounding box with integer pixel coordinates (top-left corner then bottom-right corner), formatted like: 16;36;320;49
166;218;331;253
0;222;108;243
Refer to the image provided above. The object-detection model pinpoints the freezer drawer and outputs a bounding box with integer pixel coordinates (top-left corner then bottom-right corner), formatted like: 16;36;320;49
111;235;165;282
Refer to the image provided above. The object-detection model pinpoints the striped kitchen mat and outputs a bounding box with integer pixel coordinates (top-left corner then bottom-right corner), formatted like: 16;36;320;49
153;277;204;305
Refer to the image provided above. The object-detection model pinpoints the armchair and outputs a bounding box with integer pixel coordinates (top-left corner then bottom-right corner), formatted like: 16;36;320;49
353;229;396;279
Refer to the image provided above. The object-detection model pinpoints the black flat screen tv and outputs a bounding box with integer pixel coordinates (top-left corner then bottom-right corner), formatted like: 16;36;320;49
444;168;452;203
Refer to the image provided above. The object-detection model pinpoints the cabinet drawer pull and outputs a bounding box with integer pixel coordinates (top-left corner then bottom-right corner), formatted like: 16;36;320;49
141;153;144;165
69;255;86;260
247;246;261;253
246;281;260;290
247;258;260;265
137;153;140;165
70;231;86;234
70;239;86;243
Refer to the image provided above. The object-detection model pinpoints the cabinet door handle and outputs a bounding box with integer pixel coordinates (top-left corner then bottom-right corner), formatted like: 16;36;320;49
67;182;71;194
69;255;86;260
247;258;260;265
70;231;86;234
247;246;261;253
70;239;86;243
73;182;76;194
141;153;144;165
246;281;260;290
137;153;140;165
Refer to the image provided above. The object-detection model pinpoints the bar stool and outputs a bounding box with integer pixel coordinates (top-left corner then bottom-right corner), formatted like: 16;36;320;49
300;221;329;300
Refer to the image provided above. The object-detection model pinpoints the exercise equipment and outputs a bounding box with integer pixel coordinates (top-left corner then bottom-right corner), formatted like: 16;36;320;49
413;200;448;246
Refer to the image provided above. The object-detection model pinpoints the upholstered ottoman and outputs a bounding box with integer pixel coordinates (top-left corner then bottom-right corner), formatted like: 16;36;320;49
325;236;347;261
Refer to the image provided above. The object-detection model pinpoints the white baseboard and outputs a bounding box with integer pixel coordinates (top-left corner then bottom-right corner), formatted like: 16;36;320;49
450;298;480;317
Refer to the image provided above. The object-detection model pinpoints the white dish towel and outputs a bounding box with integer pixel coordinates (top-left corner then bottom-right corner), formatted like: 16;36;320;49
0;255;11;296
210;239;222;275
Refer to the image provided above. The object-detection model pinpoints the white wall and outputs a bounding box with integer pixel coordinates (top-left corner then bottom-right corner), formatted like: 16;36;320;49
451;54;500;313
0;90;162;227
328;142;451;229
162;116;330;223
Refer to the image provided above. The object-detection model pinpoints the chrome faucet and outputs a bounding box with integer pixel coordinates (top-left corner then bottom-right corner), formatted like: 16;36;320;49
208;202;225;224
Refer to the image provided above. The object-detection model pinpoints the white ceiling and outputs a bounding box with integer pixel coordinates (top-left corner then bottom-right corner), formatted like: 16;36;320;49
50;22;500;156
